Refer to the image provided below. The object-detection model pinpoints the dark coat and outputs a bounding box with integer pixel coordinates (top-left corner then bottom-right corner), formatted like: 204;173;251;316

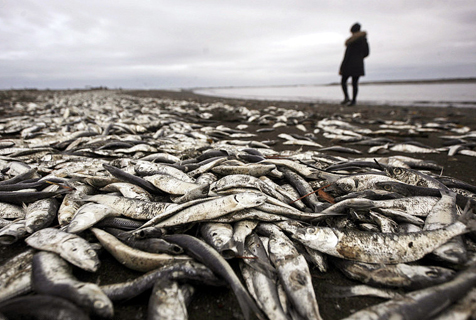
339;31;369;77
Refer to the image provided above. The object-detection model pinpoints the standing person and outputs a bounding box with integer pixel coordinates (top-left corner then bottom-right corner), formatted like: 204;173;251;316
339;23;369;106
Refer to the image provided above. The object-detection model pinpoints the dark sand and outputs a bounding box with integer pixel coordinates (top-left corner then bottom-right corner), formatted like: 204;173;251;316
1;89;476;320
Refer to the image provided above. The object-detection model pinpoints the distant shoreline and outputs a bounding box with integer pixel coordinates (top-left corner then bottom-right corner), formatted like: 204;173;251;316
343;77;476;86
189;77;476;91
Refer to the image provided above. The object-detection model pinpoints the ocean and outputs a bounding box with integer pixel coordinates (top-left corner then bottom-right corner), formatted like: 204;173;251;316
194;82;476;108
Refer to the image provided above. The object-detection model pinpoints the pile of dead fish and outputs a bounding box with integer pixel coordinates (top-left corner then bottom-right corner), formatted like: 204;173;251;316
1;90;476;320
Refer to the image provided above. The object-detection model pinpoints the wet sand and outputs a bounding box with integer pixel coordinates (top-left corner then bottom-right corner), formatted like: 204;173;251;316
1;89;476;320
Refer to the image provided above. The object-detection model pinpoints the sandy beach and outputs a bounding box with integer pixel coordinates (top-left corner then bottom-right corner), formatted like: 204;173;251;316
1;89;476;320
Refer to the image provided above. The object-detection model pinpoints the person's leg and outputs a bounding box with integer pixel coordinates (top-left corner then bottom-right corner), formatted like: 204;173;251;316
349;76;360;105
341;75;350;104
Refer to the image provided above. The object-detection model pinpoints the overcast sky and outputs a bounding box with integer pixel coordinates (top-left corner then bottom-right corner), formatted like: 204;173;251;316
1;0;475;89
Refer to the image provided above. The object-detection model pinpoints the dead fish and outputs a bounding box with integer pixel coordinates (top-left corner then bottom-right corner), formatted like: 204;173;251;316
91;228;191;272
200;222;237;259
0;219;29;245
258;223;323;320
155;192;266;227
341;263;476;320
148;278;194;320
332;259;456;290
32;251;113;318
293;212;476;264
0;202;25;219
24;198;59;233
67;202;120;234
385;166;448;190
83;194;178;220
25;228;100;272
100;182;153;201
0;249;34;303
105;227;183;255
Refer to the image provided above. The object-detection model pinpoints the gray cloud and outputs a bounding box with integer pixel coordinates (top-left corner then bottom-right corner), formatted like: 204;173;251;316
1;0;475;89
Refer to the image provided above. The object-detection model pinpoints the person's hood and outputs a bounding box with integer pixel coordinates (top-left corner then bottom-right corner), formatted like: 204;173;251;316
345;31;367;46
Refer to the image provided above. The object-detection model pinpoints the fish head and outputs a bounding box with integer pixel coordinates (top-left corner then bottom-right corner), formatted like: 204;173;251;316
234;192;267;207
294;226;339;251
74;282;114;318
334;177;357;194
398;264;456;289
25;217;48;234
60;237;101;272
385;166;410;181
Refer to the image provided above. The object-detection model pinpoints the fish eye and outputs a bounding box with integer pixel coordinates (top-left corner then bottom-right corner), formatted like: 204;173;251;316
87;249;97;256
94;300;106;309
306;227;316;234
384;185;392;191
393;168;402;175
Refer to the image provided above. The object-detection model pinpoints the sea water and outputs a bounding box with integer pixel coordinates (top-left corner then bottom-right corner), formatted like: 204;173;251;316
194;82;476;108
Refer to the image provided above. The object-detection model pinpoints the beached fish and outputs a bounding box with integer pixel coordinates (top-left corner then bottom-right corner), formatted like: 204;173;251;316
84;194;178;220
91;228;191;272
0;249;34;303
67;202;120;233
332;259;455;290
25;228;100;272
148;278;193;320
200;222;237;259
24;198;59;233
154;192;266;227
292;213;476;264
32;251;114;318
341;263;476;320
0;219;29;245
258;223;323;320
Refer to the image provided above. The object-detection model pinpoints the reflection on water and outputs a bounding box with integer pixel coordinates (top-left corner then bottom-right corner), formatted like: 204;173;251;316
194;83;476;108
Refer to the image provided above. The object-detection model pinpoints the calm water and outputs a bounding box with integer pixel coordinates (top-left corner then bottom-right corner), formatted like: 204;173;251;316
194;82;476;108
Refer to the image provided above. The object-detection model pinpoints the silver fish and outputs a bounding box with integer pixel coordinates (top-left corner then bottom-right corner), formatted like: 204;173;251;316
32;251;113;318
0;219;29;245
67;202;120;234
148;278;193;320
293;215;475;264
0;249;34;303
333;259;456;290
84;194;178;220
24;198;59;233
341;263;476;320
91;228;191;272
200;222;237;258
259;223;323;320
155;192;266;227
25;228;100;272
